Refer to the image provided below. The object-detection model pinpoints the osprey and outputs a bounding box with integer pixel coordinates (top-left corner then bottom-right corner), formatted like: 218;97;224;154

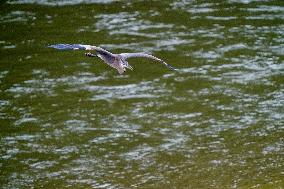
48;44;177;74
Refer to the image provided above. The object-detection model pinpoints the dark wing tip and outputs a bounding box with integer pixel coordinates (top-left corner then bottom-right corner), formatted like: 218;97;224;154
163;61;178;71
48;44;86;50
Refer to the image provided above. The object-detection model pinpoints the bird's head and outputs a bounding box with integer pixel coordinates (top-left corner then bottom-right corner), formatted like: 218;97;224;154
121;58;133;71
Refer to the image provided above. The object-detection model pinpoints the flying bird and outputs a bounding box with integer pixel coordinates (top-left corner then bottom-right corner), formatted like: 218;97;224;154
48;44;177;74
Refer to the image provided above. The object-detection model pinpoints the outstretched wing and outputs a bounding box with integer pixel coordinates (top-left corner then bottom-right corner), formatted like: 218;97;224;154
119;53;177;71
48;44;87;50
48;44;114;57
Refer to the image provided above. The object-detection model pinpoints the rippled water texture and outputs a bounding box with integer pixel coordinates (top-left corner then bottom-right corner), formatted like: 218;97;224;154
1;0;284;188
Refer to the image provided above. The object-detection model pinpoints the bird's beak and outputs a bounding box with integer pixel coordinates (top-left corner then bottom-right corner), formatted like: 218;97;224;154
126;64;133;71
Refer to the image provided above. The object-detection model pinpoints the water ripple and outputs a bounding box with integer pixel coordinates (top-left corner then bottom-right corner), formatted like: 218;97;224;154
84;81;167;101
0;11;36;23
171;1;216;13
92;12;189;51
6;71;105;96
7;0;115;6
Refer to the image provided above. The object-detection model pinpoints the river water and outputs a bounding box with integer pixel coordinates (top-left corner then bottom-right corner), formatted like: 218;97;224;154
1;0;283;188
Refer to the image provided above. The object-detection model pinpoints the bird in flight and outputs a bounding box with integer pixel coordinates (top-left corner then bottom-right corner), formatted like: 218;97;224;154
48;44;177;74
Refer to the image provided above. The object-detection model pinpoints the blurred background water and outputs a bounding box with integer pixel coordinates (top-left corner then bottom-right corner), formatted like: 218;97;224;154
1;0;284;188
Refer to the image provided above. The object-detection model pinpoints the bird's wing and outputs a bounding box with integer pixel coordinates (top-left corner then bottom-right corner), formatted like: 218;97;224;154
119;53;177;71
48;44;114;56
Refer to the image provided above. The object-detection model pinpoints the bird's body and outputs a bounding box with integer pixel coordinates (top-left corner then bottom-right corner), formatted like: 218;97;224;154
48;44;177;74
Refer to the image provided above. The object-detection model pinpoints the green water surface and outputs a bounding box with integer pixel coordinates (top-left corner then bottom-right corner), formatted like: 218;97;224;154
1;0;284;188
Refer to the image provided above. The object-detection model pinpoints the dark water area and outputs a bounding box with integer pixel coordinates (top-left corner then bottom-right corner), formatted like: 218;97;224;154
1;0;284;188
